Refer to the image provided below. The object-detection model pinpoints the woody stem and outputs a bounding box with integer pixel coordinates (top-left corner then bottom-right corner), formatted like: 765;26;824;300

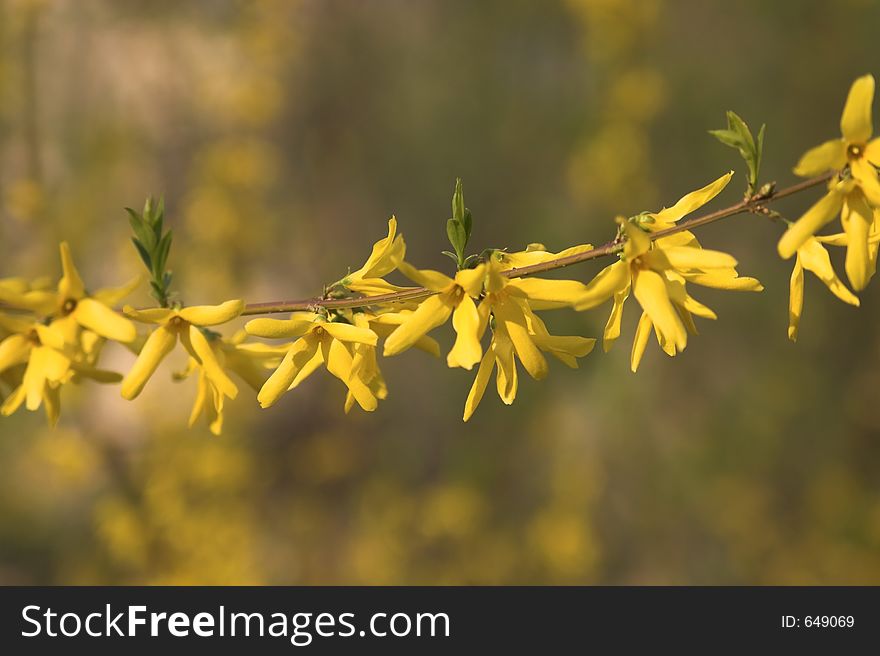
240;172;834;316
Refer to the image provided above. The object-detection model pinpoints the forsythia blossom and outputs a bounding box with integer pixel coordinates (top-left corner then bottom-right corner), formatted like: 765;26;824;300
787;233;865;342
576;174;762;370
120;300;245;400
246;311;381;411
779;74;880;290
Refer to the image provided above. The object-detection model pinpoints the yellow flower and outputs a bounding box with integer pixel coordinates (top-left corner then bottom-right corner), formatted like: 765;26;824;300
337;217;414;296
787;233;861;342
577;219;760;367
462;306;595;422
3;243;138;345
120;300;244;400
246;312;380;410
383;262;489;368
386;259;593;371
780;75;880;289
0;315;120;426
172;330;281;435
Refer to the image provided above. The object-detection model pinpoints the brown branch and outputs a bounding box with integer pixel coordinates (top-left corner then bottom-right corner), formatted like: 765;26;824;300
239;172;834;316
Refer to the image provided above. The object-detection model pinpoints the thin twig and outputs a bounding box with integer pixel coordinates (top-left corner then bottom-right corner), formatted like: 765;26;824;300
239;172;833;316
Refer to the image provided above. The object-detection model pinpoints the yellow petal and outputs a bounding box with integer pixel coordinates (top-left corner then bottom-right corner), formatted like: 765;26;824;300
840;74;874;144
622;220;651;260
788;258;804;343
320;322;378;346
507;277;590;306
23;347;50;410
453;264;487;298
178;300;244;326
798;238;860;306
630;312;652;373
35;323;67;350
397;261;454;292
866;137;880;165
842;193;873;290
74;298;137;343
383;294;453;356
574;260;630;311
349;216;405;280
684;269;764;291
533;334;596;361
186;326;238;399
188;372;209;427
0;334;32;373
777;188;845;259
602;287;629;352
120;325;177;399
493;329;518;405
123;305;175;324
93;275;143;306
0;385;26;417
651;171;733;227
793;139;847;177
322;337;377;411
288;341;324;390
852;157;880;206
43;382;61;428
58;242;86;300
656;246;738;270
494;301;547;380
245;315;317;339
447;294;483;370
346;278;416;296
257;337;314;407
633;269;687;352
463;350;495;422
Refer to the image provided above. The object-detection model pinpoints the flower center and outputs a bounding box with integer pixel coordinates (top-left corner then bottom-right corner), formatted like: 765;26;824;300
27;329;41;345
314;326;325;337
169;315;186;328
61;298;77;315
847;143;863;160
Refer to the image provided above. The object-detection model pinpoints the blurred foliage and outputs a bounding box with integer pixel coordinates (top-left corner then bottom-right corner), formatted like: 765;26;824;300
2;0;880;584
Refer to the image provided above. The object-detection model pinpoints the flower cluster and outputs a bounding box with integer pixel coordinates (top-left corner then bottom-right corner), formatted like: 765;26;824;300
2;75;879;433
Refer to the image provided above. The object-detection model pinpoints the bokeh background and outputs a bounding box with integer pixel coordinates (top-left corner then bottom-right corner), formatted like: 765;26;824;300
2;0;880;584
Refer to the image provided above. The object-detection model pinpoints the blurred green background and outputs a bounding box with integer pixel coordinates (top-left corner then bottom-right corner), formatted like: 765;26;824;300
2;0;880;584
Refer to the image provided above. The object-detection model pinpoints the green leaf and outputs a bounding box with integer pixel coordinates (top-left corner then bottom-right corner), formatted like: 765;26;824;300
131;238;152;270
462;208;472;242
447;218;466;258
708;129;744;150
441;251;460;265
710;111;766;194
452;178;465;222
125;207;156;251
725;111;755;152
155;230;173;274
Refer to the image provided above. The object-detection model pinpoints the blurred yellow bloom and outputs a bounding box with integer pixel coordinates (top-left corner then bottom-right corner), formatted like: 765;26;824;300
120;300;244;400
787;233;861;342
1;243;138;345
781;75;880;290
246;312;379;410
0;315;120;426
338;217;414;296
